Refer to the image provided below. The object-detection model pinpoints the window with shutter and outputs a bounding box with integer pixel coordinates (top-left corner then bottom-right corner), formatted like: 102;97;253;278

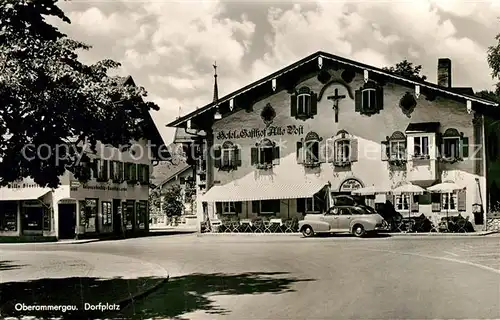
356;82;383;115
296;141;304;164
215;202;223;214
457;189;466;211
381;141;389;161
349;139;358;162
411;195;419;212
292;87;316;120
441;192;458;211
461;136;469;159
441;128;462;162
221;202;237;214
213;146;222;168
250;147;258;165
219;141;238;170
235;148;242;167
254;139;277;169
302;132;322;167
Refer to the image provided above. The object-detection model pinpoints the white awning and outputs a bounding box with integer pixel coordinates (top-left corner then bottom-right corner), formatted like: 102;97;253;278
0;188;52;201
201;179;328;202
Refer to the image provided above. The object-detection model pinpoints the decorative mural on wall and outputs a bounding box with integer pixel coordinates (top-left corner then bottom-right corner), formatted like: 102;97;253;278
399;92;417;117
260;103;276;127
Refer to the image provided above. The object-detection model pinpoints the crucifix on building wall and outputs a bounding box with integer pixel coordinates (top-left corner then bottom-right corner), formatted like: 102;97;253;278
327;88;346;123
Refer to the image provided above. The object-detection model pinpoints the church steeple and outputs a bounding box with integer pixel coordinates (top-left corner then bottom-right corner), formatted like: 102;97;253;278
212;61;219;103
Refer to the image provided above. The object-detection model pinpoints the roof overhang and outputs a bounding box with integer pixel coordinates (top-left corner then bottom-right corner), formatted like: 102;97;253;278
167;51;498;128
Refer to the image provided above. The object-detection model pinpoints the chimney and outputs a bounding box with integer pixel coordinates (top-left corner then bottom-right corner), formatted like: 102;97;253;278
437;58;451;87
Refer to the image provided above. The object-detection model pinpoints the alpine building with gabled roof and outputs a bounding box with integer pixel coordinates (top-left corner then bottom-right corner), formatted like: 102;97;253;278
167;51;500;233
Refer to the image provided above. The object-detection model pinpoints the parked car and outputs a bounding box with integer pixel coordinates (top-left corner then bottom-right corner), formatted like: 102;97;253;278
298;205;386;237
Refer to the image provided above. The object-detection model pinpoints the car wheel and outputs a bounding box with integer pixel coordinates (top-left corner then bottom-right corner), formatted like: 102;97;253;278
301;225;314;238
352;224;365;237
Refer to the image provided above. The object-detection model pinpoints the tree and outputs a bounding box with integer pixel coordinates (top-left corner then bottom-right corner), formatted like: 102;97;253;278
382;59;427;81
163;184;184;218
0;0;161;188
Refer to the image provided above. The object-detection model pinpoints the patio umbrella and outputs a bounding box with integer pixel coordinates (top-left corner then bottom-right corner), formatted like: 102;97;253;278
392;183;425;220
427;182;464;221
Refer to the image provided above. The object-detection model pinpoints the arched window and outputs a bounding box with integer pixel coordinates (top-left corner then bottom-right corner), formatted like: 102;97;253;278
333;130;353;164
388;131;406;161
441;128;461;160
251;138;280;168
304;132;322;164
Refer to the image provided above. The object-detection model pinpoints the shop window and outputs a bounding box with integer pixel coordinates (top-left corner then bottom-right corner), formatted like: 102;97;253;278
214;141;241;171
136;201;147;229
0;201;17;231
79;199;97;232
102;201;112;226
125;200;135;230
290;87;318;120
251;139;280;169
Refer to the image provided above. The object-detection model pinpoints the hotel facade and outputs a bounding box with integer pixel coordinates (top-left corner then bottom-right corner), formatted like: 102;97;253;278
168;52;500;232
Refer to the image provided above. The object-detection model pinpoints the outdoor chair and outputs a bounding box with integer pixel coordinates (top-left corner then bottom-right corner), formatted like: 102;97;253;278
283;220;294;233
222;221;233;233
456;216;469;233
239;219;253;233
394;216;407;233
229;221;240;233
269;218;283;233
429;215;447;232
263;220;272;233
253;220;264;233
209;219;222;233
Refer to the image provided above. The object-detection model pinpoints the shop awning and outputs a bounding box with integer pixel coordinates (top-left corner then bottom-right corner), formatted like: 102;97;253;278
0;188;52;201
201;179;328;202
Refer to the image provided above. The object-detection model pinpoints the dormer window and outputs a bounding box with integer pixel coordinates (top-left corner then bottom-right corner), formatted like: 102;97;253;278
355;81;383;115
251;139;280;169
291;87;317;120
214;141;242;171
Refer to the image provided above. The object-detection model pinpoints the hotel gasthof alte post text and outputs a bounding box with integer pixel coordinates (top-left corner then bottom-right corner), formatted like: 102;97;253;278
167;51;500;234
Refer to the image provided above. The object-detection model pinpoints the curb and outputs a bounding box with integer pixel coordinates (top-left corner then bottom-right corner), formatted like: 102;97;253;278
198;231;498;237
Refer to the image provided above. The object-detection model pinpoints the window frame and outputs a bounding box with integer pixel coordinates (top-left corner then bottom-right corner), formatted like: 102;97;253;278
305;197;322;213
297;93;311;116
260;199;278;215
441;192;458;211
390;140;406;160
221;141;237;168
334;138;351;163
361;87;377;111
413;135;430;159
395;194;410;211
222;201;237;215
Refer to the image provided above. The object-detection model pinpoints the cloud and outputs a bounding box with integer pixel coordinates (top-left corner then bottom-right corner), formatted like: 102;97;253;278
49;0;498;145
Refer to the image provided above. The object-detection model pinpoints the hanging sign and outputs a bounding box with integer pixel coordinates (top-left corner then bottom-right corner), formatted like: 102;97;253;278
339;179;363;192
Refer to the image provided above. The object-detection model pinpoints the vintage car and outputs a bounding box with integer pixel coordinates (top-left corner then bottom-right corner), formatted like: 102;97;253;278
298;205;387;237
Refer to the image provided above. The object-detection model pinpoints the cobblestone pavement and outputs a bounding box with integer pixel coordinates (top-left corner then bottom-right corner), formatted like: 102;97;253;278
0;234;499;319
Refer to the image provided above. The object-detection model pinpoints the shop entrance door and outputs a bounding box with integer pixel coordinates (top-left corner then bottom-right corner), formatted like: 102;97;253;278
58;203;76;239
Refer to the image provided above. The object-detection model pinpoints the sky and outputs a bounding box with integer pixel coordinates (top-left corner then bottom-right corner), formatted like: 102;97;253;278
50;0;500;145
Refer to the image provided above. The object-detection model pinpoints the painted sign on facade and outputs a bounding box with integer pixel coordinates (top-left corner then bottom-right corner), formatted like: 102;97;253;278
339;179;363;192
216;125;304;140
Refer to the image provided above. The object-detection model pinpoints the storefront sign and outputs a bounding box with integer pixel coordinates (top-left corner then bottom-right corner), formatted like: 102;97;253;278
71;185;128;192
339;179;363;192
216;125;304;140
